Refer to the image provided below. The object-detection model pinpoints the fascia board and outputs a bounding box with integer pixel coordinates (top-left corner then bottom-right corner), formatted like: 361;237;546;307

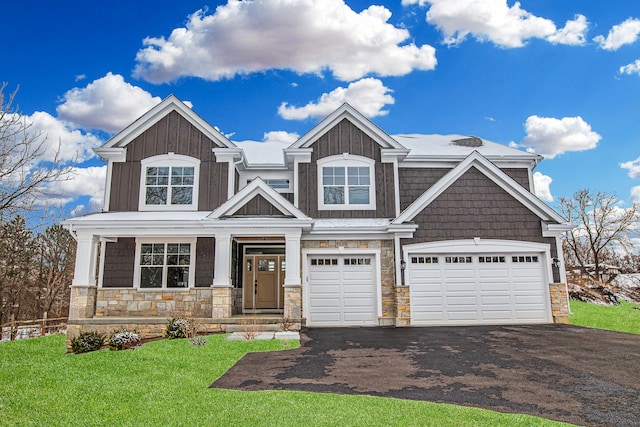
94;147;127;162
209;178;311;220
101;95;236;150
289;103;405;150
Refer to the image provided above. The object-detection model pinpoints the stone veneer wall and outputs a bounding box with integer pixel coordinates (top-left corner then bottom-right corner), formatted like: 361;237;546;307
549;283;569;324
301;239;396;323
95;288;213;318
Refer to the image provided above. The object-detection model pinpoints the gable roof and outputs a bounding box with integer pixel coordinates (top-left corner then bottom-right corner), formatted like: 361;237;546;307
96;95;236;153
393;151;568;225
287;103;407;150
208;178;311;220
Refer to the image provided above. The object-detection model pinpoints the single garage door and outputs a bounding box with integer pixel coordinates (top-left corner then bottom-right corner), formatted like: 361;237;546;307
306;255;377;326
409;252;551;325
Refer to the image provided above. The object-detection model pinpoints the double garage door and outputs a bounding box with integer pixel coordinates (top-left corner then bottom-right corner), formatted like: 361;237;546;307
408;251;552;325
306;255;377;326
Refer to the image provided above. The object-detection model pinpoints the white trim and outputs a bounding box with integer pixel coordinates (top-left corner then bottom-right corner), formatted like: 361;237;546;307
209;177;311;220
138;154;201;211
133;237;197;290
97;95;236;151
103;159;113;211
393;151;568;225
289;103;406;150
317;155;376;211
302;247;382;326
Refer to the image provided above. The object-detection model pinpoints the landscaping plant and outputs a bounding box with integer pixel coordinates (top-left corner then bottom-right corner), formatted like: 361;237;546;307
69;331;105;354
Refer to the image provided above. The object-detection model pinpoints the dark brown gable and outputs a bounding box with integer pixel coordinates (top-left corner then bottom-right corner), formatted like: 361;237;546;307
232;194;289;216
109;111;229;212
404;167;557;257
297;118;396;218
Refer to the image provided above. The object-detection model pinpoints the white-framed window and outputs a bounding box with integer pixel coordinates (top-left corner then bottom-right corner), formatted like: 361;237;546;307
134;238;196;289
317;155;376;210
139;154;200;211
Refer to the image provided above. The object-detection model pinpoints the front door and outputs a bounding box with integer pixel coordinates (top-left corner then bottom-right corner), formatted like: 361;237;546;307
243;254;285;311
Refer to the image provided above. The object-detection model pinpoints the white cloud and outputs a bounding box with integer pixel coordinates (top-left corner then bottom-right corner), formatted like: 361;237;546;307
518;115;601;159
40;165;107;210
533;171;553;202
407;0;586;48
235;131;300;165
594;18;640;51
631;186;640;203
134;0;437;83
547;14;589;46
621;156;640;179
278;78;394;120
16;111;103;163
620;59;640;76
56;73;161;133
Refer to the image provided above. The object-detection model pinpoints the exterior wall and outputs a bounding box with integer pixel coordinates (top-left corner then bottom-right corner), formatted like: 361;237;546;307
195;237;215;287
95;288;213;318
297;119;396;218
102;238;135;288
398;167;532;211
301;239;396;322
109;110;229;212
402;167;557;258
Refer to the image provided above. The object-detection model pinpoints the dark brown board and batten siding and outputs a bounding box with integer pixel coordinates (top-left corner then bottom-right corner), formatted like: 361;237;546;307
231;194;289;216
109;111;229;212
297;119;396;218
102;237;215;288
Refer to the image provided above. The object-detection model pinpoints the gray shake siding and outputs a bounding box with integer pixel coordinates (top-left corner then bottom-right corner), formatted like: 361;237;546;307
109;111;229;212
402;166;557;257
297;119;396;218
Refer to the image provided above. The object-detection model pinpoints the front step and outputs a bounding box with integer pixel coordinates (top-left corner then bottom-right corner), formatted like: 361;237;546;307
226;323;282;333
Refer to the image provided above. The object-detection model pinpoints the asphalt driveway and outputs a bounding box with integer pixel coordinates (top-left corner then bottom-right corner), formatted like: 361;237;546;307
211;325;640;426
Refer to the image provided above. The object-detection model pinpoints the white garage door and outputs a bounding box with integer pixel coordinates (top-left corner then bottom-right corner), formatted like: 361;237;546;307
306;255;377;326
409;253;551;325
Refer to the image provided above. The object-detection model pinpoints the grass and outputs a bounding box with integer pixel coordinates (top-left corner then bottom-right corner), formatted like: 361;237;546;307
0;334;571;427
569;299;640;334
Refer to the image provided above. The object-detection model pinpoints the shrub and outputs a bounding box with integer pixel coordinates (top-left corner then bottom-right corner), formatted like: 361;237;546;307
165;317;191;339
189;336;207;347
108;329;142;351
70;331;105;354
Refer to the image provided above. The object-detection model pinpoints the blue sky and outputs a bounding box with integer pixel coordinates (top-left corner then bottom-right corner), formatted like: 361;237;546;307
3;0;640;216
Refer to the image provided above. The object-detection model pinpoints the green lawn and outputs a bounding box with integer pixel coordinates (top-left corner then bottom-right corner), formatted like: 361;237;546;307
569;299;640;334
0;334;570;427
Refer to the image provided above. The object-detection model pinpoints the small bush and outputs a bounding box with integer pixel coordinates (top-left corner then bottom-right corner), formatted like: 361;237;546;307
108;329;142;351
70;331;105;354
189;336;207;347
165;317;191;339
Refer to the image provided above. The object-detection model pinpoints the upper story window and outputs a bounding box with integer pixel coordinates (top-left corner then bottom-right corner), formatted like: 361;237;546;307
317;154;376;210
139;154;200;211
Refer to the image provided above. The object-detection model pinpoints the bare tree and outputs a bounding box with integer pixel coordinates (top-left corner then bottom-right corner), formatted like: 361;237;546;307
559;189;640;282
0;83;73;222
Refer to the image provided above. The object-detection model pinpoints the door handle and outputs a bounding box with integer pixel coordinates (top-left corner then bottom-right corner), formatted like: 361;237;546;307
254;280;258;294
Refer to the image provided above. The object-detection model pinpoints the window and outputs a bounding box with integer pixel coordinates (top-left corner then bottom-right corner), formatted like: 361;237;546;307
135;239;196;289
318;155;375;210
139;154;200;210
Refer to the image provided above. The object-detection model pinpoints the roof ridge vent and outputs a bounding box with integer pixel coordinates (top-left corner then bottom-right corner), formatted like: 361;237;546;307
452;136;483;147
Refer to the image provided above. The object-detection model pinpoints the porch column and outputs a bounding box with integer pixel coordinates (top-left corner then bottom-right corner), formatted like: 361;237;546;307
212;232;233;319
284;231;302;325
69;232;99;321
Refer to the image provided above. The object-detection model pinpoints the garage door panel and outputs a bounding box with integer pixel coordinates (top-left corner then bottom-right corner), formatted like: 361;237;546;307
307;254;377;327
410;249;550;326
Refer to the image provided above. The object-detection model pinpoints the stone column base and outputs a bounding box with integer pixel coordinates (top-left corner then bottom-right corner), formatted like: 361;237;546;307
283;285;302;331
395;285;411;327
212;287;233;319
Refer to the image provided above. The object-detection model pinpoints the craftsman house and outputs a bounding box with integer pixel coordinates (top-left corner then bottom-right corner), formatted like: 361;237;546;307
64;96;571;339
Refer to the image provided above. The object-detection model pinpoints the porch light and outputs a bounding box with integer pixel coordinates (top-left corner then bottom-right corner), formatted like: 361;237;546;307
400;259;406;270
